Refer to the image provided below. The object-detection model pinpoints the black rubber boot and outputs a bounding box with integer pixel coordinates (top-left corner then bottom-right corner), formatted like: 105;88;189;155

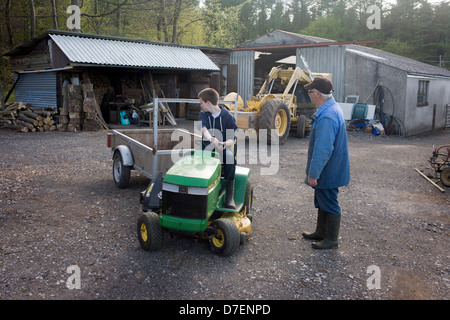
225;180;236;209
312;213;341;249
302;209;327;240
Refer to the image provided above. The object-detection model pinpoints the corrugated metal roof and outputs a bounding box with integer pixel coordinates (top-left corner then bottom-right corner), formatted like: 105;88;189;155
235;30;335;49
347;45;450;78
49;34;219;71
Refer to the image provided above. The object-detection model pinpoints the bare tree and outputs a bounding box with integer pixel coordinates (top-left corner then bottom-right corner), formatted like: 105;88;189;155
117;5;121;34
171;0;182;43
157;0;196;43
29;0;36;38
5;0;14;46
159;0;170;42
51;0;58;29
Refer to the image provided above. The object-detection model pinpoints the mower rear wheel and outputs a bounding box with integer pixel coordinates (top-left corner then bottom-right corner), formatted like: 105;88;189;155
440;167;450;187
210;218;240;256
137;212;163;251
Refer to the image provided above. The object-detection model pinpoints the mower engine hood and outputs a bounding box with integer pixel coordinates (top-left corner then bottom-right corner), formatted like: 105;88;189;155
163;150;221;188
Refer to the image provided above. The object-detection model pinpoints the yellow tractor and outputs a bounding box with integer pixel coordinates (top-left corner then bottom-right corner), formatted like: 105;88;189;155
225;66;332;144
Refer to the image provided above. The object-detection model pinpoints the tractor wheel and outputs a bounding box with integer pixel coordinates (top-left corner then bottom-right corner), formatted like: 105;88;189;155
440;167;450;187
296;114;306;139
210;218;240;256
244;181;253;222
113;152;131;188
259;99;291;145
137;212;163;251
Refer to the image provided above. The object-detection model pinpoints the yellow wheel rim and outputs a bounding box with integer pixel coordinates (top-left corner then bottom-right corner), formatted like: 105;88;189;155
275;109;288;136
140;223;148;242
212;229;225;248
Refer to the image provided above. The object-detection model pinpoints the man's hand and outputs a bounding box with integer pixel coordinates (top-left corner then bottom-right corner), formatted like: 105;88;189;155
308;176;318;187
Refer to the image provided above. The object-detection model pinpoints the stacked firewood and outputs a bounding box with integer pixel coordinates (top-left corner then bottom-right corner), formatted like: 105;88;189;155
81;81;106;131
58;81;106;132
0;102;57;133
58;76;108;132
59;84;81;132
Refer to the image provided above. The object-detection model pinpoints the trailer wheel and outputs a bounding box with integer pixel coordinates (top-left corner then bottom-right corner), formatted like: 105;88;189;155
440;167;450;187
259;99;291;145
296;115;306;139
210;218;240;256
113;152;131;188
137;212;163;251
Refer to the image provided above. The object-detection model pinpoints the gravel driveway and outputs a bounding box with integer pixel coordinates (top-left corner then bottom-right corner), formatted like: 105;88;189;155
0;120;448;302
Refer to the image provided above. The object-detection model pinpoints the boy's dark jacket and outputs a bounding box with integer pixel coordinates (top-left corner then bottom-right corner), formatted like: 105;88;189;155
199;107;237;147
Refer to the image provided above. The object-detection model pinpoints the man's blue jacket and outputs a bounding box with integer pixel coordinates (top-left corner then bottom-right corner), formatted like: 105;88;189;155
305;97;350;189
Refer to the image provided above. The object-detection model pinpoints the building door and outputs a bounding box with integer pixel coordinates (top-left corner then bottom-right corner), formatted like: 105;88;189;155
446;104;450;128
14;72;57;109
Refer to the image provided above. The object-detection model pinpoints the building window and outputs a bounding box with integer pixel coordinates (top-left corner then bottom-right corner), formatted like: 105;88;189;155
417;80;429;107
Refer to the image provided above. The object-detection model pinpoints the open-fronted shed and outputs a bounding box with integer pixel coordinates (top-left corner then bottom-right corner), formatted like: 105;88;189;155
4;30;233;131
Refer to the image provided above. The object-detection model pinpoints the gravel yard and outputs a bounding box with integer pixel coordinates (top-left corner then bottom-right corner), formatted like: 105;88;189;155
0;120;448;302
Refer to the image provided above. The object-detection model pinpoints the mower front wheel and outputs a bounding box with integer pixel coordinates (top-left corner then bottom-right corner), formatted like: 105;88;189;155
210;218;240;256
137;212;163;251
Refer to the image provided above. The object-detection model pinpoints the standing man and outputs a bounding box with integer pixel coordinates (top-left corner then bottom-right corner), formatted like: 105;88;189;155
302;78;350;249
198;88;238;209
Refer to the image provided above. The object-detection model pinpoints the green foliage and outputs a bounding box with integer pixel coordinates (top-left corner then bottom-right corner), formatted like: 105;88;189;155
301;17;343;41
378;38;415;58
202;0;248;47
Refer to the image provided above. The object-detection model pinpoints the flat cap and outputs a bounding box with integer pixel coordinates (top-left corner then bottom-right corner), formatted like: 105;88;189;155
304;77;333;94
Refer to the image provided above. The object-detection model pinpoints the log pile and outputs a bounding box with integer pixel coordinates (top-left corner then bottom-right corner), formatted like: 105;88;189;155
58;81;107;132
0;102;57;133
82;81;107;131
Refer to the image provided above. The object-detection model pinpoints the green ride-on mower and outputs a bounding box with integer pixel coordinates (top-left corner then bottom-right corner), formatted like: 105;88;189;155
137;149;253;256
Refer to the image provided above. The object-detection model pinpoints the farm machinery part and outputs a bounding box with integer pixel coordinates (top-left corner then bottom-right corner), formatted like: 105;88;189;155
430;144;450;187
224;65;332;144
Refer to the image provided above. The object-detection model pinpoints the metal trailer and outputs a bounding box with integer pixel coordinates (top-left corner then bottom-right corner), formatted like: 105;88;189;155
107;97;239;188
